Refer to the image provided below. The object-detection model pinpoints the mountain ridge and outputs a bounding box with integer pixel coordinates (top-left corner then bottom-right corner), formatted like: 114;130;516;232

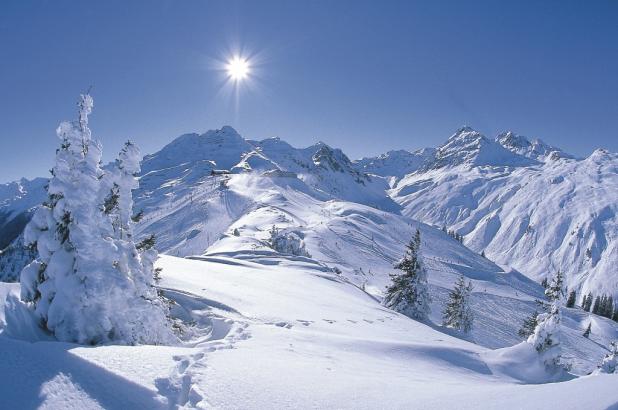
1;126;616;302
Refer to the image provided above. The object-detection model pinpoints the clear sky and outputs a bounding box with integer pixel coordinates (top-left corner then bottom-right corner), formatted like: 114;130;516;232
1;0;617;182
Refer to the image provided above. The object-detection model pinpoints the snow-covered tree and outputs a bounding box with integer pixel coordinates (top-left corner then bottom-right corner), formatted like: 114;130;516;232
596;341;617;374
544;270;564;303
102;140;175;340
527;270;565;371
518;310;538;338
383;229;431;321
267;225;311;257
20;94;174;345
442;275;474;333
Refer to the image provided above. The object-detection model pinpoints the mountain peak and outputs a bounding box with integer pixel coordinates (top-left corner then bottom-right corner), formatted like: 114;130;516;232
312;143;353;173
141;126;253;174
449;126;483;140
496;131;531;149
430;127;535;169
495;131;573;161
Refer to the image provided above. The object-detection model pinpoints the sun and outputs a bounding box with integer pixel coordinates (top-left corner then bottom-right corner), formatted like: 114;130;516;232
226;56;250;81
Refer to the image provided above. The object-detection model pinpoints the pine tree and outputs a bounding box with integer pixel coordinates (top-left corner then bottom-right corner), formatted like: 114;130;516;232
20;94;174;345
527;270;564;371
612;309;618;322
583;322;591;338
545;270;564;303
603;295;614;319
566;290;576;308
518;311;538;338
442;275;474;333
592;296;602;315
104;140;175;341
583;292;593;312
599;295;608;317
383;229;431;321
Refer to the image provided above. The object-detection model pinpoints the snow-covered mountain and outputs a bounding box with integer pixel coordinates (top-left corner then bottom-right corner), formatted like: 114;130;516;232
1;124;617;408
0;178;47;281
122;127;614;366
0;178;47;249
496;130;575;161
1;126;616;301
354;147;436;180
385;128;617;299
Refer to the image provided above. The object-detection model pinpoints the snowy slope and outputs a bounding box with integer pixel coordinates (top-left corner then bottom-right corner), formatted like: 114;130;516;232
132;164;614;370
131;127;398;256
387;129;618;299
0;178;47;281
1;125;617;408
3;125;615;301
2;126;615;353
0;177;47;249
1;253;617;409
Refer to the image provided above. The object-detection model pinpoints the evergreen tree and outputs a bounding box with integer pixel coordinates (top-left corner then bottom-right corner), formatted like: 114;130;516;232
583;292;593;312
20;94;174;345
104;140;174;340
527;270;564;371
592;296;602;315
599;295;608;317
544;270;564;303
442;275;474;333
518;311;538;338
583;322;591;338
383;229;431;321
612;309;618;322
603;295;614;319
566;290;576;308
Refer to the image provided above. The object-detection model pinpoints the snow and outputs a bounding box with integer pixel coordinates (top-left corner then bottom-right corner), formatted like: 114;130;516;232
390;131;618;299
354;148;436;182
5;125;616;300
1;124;617;408
3;251;617;408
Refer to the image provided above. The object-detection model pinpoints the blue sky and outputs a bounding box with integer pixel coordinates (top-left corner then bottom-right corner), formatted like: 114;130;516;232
1;0;617;182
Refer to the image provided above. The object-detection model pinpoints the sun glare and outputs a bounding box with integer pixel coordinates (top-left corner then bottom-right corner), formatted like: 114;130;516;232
227;56;250;81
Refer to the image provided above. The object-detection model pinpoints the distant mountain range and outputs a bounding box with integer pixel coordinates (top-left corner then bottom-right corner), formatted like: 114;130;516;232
1;126;616;301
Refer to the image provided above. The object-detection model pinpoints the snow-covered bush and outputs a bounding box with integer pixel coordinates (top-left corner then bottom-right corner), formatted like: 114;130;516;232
442;274;474;332
383;229;431;321
267;226;311;257
20;94;175;345
596;341;617;374
527;270;564;370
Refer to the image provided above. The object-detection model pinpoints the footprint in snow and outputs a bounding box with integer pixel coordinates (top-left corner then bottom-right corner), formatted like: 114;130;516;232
296;319;313;326
155;353;208;410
